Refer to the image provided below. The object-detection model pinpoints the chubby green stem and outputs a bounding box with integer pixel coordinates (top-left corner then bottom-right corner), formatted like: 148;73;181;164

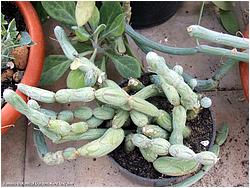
126;24;249;61
197;45;248;62
212;58;238;81
187;25;249;49
134;38;239;92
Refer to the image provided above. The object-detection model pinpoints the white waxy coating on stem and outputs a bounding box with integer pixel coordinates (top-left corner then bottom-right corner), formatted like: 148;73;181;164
173;65;183;75
169;144;196;159
17;83;56;103
77;128;124;157
200;97;212;108
27;99;40;110
146;52;200;110
187;25;249;49
55;87;95;103
189;79;198;90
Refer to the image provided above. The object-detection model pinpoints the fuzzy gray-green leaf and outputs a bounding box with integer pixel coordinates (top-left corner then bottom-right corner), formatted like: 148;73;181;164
67;69;86;89
153;157;199;176
106;51;141;78
41;1;76;25
40;55;71;86
100;2;122;27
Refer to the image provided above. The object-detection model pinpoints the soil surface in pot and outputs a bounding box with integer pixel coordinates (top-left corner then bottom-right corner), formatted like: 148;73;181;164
109;73;214;179
1;2;27;107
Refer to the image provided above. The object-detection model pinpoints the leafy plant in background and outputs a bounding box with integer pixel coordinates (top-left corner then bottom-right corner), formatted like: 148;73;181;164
1;13;33;69
212;1;240;35
40;1;142;88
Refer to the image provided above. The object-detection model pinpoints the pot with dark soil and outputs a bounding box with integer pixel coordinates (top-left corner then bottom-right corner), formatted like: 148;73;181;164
108;71;216;186
1;1;45;134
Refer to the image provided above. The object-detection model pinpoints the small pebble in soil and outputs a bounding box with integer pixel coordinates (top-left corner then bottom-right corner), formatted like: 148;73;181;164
13;70;24;82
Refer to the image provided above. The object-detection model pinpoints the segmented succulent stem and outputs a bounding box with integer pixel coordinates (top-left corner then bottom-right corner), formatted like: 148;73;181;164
187;25;249;49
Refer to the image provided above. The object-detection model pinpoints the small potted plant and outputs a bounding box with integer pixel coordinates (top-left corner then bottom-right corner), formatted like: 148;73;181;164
3;47;227;186
1;1;45;134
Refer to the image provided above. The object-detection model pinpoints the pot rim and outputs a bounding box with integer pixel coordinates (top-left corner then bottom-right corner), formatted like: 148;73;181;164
108;73;217;186
1;1;45;134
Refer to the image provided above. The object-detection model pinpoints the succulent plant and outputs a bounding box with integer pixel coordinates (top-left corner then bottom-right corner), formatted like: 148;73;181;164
2;1;236;184
3;48;221;182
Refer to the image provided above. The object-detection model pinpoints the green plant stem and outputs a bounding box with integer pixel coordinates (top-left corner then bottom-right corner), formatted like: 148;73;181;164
212;58;238;81
188;25;249;49
134;38;238;92
196;1;205;45
197;45;248;62
125;24;249;61
90;48;97;62
78;50;94;58
125;24;198;55
197;2;205;26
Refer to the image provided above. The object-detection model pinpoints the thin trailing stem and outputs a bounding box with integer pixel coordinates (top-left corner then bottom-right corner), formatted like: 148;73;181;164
196;1;205;45
197;2;205;26
90;48;97;62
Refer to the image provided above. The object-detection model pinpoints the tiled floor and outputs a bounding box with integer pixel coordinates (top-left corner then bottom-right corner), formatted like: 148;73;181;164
1;2;249;187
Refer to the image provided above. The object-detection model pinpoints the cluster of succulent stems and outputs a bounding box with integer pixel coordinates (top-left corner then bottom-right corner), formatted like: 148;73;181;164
3;50;220;179
2;20;234;184
125;24;249;92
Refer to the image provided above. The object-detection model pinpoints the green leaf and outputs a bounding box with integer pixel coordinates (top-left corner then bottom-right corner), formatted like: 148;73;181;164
71;40;93;53
75;1;95;27
32;1;49;22
40;55;71;86
115;36;126;54
219;10;240;35
102;14;125;38
212;1;232;10
1;13;7;25
20;32;32;45
7;19;18;39
41;1;76;26
96;56;107;72
67;69;86;89
88;6;100;30
100;2;122;27
106;51;141;78
71;26;90;42
215;122;229;146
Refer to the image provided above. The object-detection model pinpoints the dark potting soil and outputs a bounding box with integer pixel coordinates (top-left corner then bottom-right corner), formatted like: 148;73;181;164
109;73;214;179
1;2;26;99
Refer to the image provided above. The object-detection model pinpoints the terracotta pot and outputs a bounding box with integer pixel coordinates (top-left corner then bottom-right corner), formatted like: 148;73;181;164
239;25;249;101
1;1;45;134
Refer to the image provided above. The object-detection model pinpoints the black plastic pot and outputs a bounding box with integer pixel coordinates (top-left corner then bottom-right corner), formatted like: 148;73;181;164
130;1;183;29
108;73;216;186
96;2;182;29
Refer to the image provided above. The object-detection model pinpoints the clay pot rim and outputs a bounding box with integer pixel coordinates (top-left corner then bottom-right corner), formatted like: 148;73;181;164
108;72;216;186
1;1;45;134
